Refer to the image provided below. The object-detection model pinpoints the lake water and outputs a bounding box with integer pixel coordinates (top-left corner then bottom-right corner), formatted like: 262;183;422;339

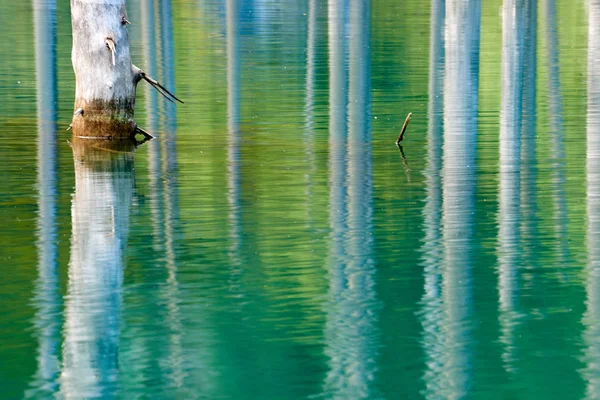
1;0;599;398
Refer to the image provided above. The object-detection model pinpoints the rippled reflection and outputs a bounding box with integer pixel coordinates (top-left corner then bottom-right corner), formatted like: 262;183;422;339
303;0;318;228
227;0;242;287
27;0;60;397
419;0;444;396
493;0;538;380
322;0;379;398
520;0;539;278
542;0;570;264
584;0;600;396
3;0;598;398
121;1;186;394
141;0;162;238
61;139;136;398
420;1;483;395
156;0;185;389
435;0;480;397
497;0;532;374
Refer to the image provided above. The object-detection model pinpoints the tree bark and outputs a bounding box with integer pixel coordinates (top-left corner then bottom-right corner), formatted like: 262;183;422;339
70;0;181;138
70;0;136;137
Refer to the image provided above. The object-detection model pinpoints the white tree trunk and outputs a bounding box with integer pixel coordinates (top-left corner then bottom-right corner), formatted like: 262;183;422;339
71;0;137;137
70;0;181;138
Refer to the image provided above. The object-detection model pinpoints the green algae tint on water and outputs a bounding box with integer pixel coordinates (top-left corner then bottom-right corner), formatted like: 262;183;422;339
1;0;599;398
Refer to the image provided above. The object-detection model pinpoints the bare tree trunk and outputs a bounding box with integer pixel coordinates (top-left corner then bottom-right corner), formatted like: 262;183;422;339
70;0;181;138
70;0;135;137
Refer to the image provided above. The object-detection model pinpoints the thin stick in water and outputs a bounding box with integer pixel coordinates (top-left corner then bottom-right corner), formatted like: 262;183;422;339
396;112;412;145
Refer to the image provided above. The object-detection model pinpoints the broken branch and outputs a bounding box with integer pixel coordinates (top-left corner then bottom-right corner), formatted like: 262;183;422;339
132;65;184;104
134;125;155;140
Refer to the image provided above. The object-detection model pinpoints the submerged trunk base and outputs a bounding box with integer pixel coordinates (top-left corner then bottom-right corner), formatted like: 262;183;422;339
71;117;136;139
71;97;136;138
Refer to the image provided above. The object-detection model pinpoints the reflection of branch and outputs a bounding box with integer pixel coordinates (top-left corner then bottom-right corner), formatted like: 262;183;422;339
396;112;412;144
134;136;153;148
398;145;411;181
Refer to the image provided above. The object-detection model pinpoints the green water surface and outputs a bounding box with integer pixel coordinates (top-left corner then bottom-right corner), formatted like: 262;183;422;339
1;0;599;398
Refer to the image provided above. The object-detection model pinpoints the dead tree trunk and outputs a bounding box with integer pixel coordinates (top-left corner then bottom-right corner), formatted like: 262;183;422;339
70;0;182;139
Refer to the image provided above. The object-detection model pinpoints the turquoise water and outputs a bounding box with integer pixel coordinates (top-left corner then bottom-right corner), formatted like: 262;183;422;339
1;0;599;398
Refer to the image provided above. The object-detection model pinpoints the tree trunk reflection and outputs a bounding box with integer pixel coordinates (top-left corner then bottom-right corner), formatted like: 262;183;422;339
419;0;445;396
584;0;600;396
323;0;379;398
61;139;135;399
27;0;60;396
440;0;480;397
542;0;570;265
497;0;529;375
